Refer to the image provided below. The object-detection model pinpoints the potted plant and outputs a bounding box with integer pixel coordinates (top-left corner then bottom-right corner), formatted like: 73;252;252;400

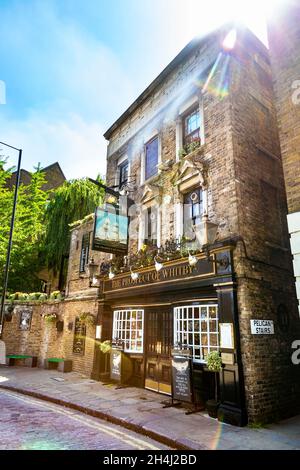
206;351;222;418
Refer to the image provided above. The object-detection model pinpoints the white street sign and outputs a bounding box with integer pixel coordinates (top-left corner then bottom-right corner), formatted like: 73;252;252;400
250;319;274;335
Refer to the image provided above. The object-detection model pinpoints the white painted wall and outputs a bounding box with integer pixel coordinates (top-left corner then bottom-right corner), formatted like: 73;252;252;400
287;211;300;315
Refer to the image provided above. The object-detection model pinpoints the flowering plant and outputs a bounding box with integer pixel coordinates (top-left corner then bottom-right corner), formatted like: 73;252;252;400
43;313;57;324
49;290;63;300
98;340;112;354
78;312;95;326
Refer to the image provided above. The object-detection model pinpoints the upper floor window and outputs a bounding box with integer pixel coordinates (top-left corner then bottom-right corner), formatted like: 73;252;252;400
145;136;159;180
183;188;203;239
118;160;128;189
79;233;90;273
183;107;201;148
145;207;157;246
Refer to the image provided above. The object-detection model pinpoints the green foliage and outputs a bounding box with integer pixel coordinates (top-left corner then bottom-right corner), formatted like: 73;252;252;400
78;312;95;326
49;290;63;300
0;159;50;293
43;313;57;324
98;340;112;354
44;178;104;273
178;140;201;159
206;351;222;372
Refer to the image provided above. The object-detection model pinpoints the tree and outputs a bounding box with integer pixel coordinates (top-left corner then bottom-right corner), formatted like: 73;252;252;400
43;178;104;275
0;155;105;294
0;160;50;292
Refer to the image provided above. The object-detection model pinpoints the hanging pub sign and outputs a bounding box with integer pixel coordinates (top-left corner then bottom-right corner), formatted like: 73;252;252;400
92;204;128;255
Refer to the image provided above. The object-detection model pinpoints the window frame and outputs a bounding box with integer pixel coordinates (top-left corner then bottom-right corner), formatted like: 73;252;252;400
79;232;90;273
183;188;203;240
182;106;201;148
118;159;129;189
145;135;159;181
173;304;219;363
112;309;144;353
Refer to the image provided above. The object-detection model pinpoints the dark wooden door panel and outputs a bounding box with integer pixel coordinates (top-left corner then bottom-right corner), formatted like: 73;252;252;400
145;309;173;395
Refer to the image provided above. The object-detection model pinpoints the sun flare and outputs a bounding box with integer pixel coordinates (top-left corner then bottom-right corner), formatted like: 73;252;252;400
172;0;290;47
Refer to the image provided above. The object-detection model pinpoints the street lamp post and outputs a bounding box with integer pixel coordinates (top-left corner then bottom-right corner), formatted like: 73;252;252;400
0;141;22;338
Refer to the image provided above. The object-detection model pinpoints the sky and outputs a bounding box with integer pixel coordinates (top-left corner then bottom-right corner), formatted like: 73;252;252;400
0;0;276;180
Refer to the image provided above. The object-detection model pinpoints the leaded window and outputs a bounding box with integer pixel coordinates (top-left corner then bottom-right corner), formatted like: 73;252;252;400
183;107;201;147
113;310;144;353
174;305;219;362
145;136;158;180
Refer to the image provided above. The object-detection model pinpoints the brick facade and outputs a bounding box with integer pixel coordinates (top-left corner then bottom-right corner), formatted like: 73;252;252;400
267;5;300;315
4;22;300;426
102;24;300;424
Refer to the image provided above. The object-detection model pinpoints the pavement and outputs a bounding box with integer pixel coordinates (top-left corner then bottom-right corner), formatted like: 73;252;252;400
0;366;300;450
0;388;169;450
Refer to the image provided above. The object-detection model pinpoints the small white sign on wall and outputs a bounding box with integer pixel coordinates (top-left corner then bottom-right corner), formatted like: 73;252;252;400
219;323;234;349
95;325;102;339
250;319;274;335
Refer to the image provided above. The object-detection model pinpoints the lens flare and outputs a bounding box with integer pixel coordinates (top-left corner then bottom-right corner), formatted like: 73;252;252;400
222;29;237;50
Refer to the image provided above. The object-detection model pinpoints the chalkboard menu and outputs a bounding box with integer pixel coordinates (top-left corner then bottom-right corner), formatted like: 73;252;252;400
171;354;193;403
110;348;122;381
73;318;86;355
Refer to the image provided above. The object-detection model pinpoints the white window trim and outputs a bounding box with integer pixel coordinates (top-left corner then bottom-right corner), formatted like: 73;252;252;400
173;304;219;363
112;309;144;353
175;188;207;240
176;96;205;162
138;203;161;249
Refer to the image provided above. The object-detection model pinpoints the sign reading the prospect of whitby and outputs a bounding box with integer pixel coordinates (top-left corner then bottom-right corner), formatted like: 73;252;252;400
110;349;122;381
92;206;128;255
171;355;193;403
250;319;274;335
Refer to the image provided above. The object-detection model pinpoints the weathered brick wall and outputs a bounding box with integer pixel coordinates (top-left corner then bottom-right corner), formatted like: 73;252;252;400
267;5;300;214
104;25;300;424
3;298;98;377
106;27;239;253
67;216;110;297
229;34;300;423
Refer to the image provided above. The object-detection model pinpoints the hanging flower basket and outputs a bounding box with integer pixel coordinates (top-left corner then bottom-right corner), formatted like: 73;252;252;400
98;340;112;354
43;313;58;325
78;312;95;326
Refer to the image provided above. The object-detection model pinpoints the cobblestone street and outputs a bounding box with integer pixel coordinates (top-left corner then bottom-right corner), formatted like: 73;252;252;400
0;389;170;450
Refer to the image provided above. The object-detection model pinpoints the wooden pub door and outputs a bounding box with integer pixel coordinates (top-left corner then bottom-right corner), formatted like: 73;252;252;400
145;309;173;395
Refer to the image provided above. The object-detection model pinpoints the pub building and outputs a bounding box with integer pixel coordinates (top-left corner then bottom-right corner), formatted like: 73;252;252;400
88;23;300;426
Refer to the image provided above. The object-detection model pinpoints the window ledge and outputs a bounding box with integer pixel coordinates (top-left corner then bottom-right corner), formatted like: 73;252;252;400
180;143;207;161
